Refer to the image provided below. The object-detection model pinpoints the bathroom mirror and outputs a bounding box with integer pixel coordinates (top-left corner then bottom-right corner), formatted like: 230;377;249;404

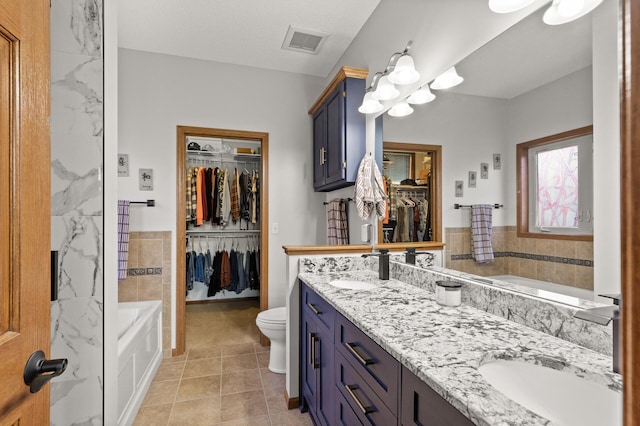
381;3;607;299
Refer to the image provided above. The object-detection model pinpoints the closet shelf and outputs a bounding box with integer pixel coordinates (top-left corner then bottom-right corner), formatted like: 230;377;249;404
186;229;260;235
393;184;429;191
186;150;260;161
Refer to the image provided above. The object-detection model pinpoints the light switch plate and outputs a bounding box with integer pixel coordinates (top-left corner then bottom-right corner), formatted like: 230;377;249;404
361;224;371;243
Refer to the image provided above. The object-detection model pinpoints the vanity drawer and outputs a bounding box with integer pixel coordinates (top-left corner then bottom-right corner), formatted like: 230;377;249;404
335;313;400;414
301;282;335;333
336;351;397;426
336;385;365;426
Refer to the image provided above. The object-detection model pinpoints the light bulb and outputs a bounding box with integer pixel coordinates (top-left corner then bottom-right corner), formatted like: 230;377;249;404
388;101;414;117
372;75;400;101
388;55;420;85
358;92;384;114
407;86;436;105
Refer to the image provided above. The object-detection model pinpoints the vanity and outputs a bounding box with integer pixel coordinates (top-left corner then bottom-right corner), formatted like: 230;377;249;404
297;263;621;426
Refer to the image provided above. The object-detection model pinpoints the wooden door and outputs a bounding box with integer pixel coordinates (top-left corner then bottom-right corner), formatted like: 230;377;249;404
0;0;53;424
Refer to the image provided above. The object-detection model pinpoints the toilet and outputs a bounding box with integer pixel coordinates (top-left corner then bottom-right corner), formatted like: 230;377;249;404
255;307;287;374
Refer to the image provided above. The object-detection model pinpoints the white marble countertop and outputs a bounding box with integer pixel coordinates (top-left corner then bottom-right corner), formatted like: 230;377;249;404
298;270;622;426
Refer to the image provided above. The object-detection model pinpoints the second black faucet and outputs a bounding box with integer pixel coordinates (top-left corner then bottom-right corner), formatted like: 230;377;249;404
362;249;390;280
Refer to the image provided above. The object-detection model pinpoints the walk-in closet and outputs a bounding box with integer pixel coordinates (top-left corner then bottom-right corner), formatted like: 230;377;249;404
176;126;270;354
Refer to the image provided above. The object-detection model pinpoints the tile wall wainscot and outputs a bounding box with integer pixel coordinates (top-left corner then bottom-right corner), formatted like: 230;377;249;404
50;0;104;423
118;231;172;357
445;226;594;290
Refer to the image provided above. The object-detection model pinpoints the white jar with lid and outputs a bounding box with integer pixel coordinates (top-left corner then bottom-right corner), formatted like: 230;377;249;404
435;280;462;307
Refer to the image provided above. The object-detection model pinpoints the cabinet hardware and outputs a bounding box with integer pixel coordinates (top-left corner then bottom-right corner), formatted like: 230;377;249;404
343;161;347;169
311;333;319;369
320;147;326;165
343;90;346;98
345;342;373;366
307;303;322;315
345;384;372;414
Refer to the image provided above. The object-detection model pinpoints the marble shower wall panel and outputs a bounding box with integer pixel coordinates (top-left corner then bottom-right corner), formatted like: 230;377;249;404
50;0;104;423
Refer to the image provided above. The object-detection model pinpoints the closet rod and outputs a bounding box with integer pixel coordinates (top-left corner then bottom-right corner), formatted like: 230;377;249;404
454;203;503;209
130;200;155;207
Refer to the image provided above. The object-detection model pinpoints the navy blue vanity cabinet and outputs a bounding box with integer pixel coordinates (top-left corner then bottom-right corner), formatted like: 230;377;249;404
310;67;367;192
301;283;336;426
401;365;474;426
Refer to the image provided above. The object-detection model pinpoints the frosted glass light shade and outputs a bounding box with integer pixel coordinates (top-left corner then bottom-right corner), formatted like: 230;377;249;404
488;0;536;13
407;86;436;105
372;75;400;101
388;55;420;85
430;66;464;90
388;100;414;117
543;0;603;25
358;92;384;114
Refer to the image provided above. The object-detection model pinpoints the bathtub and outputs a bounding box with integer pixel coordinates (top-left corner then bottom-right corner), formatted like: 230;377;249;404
117;301;162;426
489;274;594;303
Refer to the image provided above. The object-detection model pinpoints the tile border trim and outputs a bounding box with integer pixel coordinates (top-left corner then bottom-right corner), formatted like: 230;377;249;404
450;252;593;267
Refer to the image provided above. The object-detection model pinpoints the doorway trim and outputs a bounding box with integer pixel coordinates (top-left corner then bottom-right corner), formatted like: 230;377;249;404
175;126;270;355
621;0;639;423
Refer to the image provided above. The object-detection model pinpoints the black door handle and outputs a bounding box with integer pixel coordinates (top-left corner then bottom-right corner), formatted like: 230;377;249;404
23;350;68;393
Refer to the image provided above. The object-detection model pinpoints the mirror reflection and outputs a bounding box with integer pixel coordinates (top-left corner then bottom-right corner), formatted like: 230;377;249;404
381;4;611;300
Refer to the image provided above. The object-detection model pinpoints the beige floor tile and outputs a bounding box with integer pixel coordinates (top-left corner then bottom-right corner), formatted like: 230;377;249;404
265;392;288;415
269;410;314;425
169;397;221;425
260;368;285;392
176;375;222;402
219;390;268;422
133;403;172;426
256;352;269;368
218;416;270;426
164;351;189;363
189;346;223;360
154;361;185;382
221;353;259;372
183;358;223;379
141;379;180;407
221;342;258;356
221;369;262;394
253;343;269;353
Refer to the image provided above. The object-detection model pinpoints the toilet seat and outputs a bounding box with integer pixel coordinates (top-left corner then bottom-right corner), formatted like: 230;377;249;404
257;307;286;324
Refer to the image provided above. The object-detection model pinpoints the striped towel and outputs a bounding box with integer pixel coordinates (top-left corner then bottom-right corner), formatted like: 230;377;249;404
117;200;130;280
354;154;387;221
470;204;494;263
327;199;349;245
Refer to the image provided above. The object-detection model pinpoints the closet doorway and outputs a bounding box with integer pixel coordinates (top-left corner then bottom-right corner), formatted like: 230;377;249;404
175;126;270;355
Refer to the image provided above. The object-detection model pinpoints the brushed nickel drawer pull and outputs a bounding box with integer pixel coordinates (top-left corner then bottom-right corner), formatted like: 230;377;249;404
308;332;314;366
311;333;319;369
345;384;372;415
345;342;373;366
307;303;321;315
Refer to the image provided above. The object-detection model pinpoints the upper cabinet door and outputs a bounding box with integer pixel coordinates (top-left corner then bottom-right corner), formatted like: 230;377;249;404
313;107;328;188
325;85;347;186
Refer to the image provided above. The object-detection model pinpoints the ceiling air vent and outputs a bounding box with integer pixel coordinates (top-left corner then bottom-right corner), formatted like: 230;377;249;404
282;26;329;55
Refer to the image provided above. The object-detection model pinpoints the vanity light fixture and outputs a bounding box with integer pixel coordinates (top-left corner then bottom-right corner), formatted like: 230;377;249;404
407;85;436;105
430;66;464;90
488;0;536;13
542;0;603;25
388;100;414;117
358;41;419;114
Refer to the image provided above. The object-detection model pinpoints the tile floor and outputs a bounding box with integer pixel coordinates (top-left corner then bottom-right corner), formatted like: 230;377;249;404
133;300;312;426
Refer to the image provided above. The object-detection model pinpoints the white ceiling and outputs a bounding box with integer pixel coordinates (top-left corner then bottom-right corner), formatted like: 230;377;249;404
117;0;381;78
450;6;593;99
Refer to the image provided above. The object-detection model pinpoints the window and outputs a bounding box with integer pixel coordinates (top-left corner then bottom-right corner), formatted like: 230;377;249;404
517;126;593;240
384;152;412;184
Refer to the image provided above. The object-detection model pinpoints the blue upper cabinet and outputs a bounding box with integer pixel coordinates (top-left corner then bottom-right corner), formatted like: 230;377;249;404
310;67;367;192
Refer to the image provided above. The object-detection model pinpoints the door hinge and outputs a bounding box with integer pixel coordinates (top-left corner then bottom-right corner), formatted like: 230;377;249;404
343;91;346;98
343;161;347;169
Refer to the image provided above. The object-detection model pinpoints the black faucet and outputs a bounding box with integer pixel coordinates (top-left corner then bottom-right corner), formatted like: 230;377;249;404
574;294;621;373
404;247;431;265
362;249;390;280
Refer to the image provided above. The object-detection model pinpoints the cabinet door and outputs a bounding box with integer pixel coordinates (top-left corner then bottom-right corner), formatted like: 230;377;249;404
316;325;335;426
313;107;327;188
401;366;474;426
301;314;318;415
325;84;347;185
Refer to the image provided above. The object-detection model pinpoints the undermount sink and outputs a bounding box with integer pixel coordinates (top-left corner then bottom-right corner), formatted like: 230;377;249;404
329;279;377;290
478;360;621;426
